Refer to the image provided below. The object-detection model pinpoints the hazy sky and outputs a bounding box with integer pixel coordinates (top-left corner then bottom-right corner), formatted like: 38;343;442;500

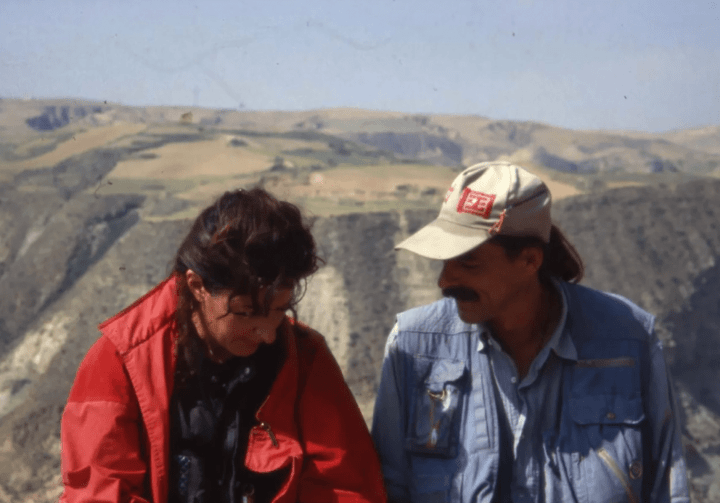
1;0;718;132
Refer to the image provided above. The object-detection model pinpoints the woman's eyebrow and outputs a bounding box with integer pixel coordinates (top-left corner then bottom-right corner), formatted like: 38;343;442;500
229;301;253;311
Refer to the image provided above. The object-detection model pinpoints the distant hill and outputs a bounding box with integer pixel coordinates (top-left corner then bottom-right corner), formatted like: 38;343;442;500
0;98;719;502
4;97;720;175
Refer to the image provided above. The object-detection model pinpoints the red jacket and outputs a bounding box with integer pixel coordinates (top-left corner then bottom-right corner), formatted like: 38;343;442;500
60;276;387;503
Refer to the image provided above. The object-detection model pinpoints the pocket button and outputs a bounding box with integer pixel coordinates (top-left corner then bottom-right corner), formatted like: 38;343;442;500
606;411;616;420
629;460;643;480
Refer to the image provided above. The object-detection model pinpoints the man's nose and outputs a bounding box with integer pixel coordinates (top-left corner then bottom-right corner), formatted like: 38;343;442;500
437;260;458;290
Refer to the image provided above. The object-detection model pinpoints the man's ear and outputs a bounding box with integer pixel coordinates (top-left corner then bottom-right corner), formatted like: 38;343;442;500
186;269;207;303
520;246;544;275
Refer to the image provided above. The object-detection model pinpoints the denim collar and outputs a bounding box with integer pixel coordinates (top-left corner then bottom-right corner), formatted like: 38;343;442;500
477;279;577;386
548;279;577;363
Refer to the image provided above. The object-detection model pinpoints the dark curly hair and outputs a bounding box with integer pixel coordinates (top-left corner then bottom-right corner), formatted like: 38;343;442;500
172;187;320;385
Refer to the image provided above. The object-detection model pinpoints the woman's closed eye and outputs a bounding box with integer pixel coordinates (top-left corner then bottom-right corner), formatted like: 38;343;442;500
231;305;289;318
230;307;253;318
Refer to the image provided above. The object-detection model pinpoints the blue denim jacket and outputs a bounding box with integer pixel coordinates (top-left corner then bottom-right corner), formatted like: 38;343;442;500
371;282;689;503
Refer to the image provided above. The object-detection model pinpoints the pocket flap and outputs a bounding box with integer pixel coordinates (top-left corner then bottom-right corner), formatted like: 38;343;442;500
570;394;645;425
422;359;466;393
407;358;467;458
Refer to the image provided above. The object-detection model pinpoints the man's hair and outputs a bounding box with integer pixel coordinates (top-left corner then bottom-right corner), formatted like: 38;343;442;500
172;187;320;385
489;224;584;285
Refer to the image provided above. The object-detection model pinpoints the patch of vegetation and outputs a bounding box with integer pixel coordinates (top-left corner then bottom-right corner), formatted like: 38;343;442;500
223;128;339;143
279;148;383;168
126;132;208;152
85;177;196;197
0;131;76;162
229;138;248;147
555;170;703;193
222;128;399;167
688;159;720;175
297;196;439;217
142;183;165;190
144;205;201;222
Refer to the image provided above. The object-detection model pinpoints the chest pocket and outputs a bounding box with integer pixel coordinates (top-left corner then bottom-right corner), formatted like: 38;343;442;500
405;357;467;458
566;359;646;503
570;357;645;428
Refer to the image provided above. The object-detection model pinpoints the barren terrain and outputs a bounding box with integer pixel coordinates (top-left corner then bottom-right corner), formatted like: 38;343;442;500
1;98;719;502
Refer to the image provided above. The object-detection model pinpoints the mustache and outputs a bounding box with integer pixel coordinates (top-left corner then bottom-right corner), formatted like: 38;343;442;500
442;287;479;302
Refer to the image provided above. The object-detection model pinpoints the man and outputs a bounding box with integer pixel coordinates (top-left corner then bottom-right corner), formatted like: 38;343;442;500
371;162;689;502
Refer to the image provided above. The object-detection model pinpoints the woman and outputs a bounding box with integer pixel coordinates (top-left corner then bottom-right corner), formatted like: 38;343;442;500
60;188;387;503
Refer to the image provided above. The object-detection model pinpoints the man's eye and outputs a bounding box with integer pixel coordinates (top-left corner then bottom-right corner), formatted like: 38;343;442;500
231;310;252;318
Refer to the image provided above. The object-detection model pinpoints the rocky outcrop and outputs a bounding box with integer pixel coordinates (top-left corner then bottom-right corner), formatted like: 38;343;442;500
533;146;586;173
0;218;189;501
0;193;144;350
348;132;463;166
554;180;720;501
0;130;210;353
0;153;719;500
25;105;107;131
298;212;430;410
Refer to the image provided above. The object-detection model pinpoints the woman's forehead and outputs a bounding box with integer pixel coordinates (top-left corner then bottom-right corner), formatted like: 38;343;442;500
228;287;293;306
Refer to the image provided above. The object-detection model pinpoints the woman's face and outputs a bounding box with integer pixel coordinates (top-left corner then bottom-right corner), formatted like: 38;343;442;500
188;271;293;360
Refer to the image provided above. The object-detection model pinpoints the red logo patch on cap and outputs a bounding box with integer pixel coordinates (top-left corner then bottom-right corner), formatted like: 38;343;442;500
457;188;496;218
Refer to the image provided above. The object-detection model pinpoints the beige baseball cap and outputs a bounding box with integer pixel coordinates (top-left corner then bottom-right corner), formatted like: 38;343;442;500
395;161;552;260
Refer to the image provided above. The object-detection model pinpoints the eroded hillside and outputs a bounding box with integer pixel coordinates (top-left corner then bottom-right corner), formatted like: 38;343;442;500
1;99;719;502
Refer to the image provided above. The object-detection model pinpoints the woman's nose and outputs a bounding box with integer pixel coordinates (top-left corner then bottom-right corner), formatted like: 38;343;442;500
254;325;277;344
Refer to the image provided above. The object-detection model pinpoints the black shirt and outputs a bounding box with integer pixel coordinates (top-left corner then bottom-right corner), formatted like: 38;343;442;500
168;339;288;503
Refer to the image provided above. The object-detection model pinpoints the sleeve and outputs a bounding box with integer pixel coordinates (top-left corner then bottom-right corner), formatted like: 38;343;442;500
645;334;690;503
295;336;387;503
371;324;411;503
60;336;151;503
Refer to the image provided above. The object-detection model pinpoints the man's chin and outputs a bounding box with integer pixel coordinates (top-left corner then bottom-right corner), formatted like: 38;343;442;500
454;301;483;324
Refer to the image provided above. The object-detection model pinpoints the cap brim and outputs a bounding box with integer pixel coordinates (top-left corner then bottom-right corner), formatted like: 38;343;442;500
395;217;491;260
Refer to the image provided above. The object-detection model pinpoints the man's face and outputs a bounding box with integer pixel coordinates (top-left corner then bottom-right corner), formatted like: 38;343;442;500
437;241;535;325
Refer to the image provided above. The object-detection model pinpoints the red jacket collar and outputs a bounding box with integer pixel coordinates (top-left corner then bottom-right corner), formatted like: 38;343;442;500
98;275;179;355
